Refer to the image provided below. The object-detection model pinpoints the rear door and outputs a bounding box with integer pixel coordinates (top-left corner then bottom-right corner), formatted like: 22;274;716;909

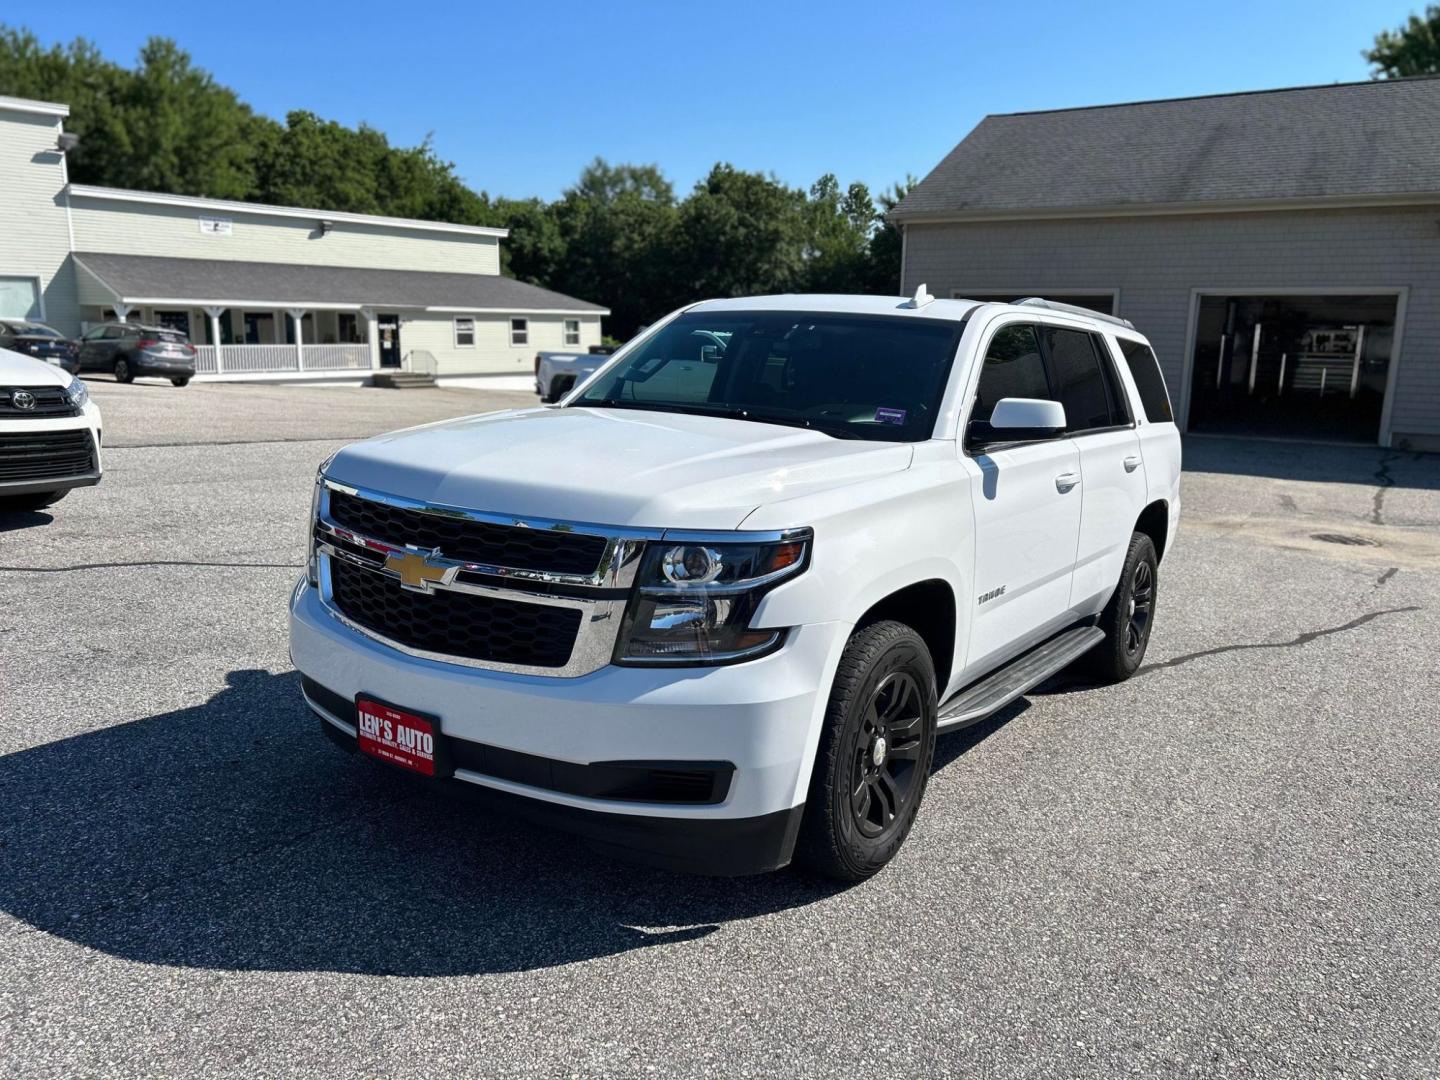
1112;333;1182;556
1037;324;1148;612
960;320;1084;677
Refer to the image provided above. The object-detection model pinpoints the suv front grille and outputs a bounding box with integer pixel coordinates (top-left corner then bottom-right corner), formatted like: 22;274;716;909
329;488;606;575
1;386;79;419
328;556;583;669
0;428;95;483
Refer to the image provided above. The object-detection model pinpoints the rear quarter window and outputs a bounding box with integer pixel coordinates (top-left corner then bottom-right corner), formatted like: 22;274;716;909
1117;338;1174;423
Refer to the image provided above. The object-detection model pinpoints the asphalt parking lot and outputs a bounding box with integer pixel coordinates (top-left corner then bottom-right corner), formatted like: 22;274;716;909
2;379;1437;1078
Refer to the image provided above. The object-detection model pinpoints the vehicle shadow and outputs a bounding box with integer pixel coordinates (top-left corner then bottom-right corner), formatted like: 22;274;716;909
0;508;56;533
0;669;846;977
930;698;1028;772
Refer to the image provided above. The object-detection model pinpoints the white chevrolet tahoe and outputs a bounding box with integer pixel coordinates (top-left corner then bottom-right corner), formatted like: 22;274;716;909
290;291;1181;881
0;347;103;513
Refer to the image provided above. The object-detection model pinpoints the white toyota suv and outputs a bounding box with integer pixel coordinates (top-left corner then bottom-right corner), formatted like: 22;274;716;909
0;347;103;513
290;291;1181;880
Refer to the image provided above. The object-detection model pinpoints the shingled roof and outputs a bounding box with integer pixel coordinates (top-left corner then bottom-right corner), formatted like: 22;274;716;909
892;77;1440;221
72;252;607;313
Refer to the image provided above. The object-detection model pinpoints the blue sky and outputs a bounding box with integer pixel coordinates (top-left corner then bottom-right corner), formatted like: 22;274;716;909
10;0;1411;202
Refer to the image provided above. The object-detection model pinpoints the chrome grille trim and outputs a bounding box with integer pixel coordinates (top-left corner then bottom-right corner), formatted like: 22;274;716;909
314;478;644;677
311;477;801;678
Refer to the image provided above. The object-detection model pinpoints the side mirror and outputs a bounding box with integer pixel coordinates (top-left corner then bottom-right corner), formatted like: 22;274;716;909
967;397;1067;447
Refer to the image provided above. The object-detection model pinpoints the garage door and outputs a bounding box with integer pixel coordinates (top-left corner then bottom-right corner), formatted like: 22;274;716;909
1188;293;1397;443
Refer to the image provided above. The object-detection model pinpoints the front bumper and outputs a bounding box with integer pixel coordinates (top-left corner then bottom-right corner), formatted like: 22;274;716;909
134;355;196;376
0;404;103;495
289;578;848;874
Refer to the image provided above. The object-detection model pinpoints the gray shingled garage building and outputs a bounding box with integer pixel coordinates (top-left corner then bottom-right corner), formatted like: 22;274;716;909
893;78;1440;449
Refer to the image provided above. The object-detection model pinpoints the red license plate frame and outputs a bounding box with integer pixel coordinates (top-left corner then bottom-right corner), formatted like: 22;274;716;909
354;696;449;778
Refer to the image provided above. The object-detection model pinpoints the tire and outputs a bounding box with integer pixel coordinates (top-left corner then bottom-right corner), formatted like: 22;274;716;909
1082;532;1159;684
0;489;66;513
114;357;133;383
171;377;190;387
794;620;938;882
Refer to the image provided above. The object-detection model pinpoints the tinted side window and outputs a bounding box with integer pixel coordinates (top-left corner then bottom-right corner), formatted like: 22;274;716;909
972;324;1050;422
1041;327;1122;432
1117;338;1174;422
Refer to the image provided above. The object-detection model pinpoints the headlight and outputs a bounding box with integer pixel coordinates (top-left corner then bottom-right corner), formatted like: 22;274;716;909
64;375;88;409
305;468;325;587
614;531;811;665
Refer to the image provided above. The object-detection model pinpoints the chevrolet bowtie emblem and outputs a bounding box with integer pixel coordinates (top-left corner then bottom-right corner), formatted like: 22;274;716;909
384;547;458;593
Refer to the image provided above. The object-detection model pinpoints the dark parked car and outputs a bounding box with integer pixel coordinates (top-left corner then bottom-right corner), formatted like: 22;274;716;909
76;322;196;386
0;319;79;375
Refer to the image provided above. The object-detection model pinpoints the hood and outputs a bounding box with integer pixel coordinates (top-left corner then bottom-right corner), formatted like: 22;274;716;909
0;347;72;386
326;406;915;530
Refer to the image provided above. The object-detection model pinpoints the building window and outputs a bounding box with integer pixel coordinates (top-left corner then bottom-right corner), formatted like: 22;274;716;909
564;319;581;346
243;311;277;344
511;317;528;346
0;277;42;320
155;310;192;338
454;316;476;347
337;313;361;344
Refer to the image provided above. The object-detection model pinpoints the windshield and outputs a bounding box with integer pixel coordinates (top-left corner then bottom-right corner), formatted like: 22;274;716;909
570;311;963;442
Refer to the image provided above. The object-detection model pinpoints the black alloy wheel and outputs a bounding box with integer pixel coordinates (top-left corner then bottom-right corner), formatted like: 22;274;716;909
847;670;926;839
114;357;132;383
795;619;937;881
1126;559;1154;656
1081;531;1159;684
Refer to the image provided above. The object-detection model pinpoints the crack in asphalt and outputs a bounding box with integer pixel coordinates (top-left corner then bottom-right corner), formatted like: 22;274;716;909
1370;451;1402;526
1137;605;1421;678
1373;566;1399;590
0;560;300;574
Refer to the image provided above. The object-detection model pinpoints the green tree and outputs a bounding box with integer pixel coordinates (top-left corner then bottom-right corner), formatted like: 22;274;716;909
797;173;875;294
0;29;261;197
493;196;565;284
863;177;915;295
1366;5;1440;76
0;23;913;334
547;160;679;338
674;164;809;302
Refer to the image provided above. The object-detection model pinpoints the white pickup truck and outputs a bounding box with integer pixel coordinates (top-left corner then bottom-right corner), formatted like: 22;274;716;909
534;347;614;403
291;291;1181;880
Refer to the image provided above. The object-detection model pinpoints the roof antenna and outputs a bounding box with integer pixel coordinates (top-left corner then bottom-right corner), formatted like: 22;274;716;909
902;283;934;309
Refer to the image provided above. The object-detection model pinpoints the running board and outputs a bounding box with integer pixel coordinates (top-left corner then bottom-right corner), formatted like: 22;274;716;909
936;625;1105;732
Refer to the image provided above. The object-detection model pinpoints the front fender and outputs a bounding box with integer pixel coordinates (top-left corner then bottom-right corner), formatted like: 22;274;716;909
748;455;973;669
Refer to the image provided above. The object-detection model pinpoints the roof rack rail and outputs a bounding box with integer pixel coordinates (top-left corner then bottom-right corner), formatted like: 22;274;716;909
1013;297;1134;330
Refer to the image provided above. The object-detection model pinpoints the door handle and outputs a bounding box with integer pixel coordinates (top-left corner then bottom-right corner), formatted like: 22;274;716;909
1123;455;1142;473
1055;472;1080;493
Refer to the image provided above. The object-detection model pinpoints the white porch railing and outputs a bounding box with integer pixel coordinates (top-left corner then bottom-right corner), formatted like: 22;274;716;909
192;343;371;375
303;344;372;370
403;350;438;376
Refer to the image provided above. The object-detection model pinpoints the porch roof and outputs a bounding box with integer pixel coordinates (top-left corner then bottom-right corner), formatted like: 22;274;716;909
72;252;609;315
